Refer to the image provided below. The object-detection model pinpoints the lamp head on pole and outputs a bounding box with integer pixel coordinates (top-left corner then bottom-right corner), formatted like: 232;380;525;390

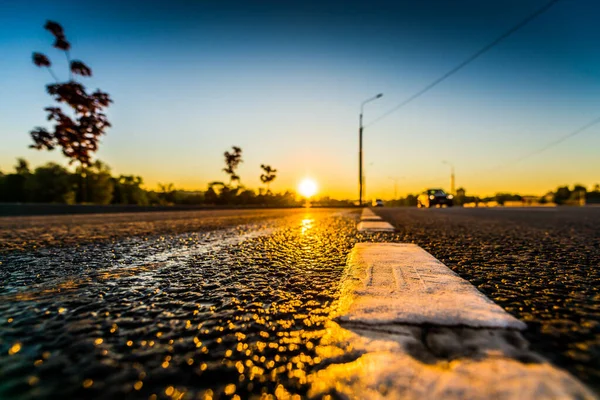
361;93;384;112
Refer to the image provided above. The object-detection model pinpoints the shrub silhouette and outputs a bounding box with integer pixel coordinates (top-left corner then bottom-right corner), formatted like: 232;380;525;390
223;146;243;187
260;164;277;193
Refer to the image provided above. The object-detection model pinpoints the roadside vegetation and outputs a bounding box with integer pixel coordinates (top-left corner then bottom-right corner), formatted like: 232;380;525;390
0;156;309;206
385;184;600;207
1;159;597;207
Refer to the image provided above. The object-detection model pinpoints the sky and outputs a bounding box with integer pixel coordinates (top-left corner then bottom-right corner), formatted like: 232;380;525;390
1;0;599;199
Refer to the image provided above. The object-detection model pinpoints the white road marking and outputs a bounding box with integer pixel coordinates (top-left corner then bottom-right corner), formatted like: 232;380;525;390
313;242;597;399
357;221;395;232
308;322;596;400
360;216;383;221
361;208;378;217
487;208;558;212
337;243;526;329
357;209;394;232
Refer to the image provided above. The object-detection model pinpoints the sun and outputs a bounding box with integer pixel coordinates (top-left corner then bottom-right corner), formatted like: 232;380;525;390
298;178;318;198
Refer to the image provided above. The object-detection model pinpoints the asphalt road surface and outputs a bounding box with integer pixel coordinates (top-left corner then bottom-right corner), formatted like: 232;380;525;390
1;207;598;398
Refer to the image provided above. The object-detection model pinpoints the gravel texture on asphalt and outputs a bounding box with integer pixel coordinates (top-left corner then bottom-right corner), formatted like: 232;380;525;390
372;207;600;391
0;209;359;399
1;207;599;398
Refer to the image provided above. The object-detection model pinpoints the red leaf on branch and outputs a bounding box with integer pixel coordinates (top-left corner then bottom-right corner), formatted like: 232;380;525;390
70;60;92;77
33;52;51;67
44;21;65;38
54;37;71;51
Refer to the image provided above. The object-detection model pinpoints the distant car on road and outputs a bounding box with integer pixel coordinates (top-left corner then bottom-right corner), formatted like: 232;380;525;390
417;189;454;208
373;199;384;207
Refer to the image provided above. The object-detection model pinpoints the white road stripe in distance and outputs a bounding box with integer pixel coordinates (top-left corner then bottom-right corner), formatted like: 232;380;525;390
361;208;378;217
358;208;394;232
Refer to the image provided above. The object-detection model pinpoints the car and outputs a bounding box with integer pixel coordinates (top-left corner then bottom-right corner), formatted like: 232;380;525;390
373;199;384;207
417;189;454;208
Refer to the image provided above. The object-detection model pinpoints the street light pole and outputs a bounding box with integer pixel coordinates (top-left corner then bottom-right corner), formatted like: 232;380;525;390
359;93;383;206
388;177;399;200
442;160;455;195
359;113;363;206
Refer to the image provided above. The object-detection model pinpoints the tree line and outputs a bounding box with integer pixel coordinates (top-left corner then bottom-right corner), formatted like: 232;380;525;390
463;184;600;205
0;152;303;206
383;184;600;207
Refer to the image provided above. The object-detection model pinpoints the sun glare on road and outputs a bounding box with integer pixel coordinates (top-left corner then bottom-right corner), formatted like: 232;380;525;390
298;178;318;198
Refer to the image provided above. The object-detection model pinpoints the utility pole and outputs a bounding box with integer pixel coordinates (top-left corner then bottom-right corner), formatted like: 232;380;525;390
450;165;455;195
359;112;363;206
443;160;455;195
358;93;383;206
388;176;400;200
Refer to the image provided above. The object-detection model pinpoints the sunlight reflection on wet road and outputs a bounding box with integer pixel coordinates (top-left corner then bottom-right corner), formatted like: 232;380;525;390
1;207;599;398
0;209;359;399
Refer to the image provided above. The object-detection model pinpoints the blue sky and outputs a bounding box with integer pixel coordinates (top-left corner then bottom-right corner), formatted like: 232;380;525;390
1;0;599;198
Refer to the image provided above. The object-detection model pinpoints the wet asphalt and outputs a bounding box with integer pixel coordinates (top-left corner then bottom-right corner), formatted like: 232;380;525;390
0;207;599;398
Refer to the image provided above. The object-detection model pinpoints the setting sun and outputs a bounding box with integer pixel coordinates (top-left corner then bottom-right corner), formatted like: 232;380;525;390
298;178;318;198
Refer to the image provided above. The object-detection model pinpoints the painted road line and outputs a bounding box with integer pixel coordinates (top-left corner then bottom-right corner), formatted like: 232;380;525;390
360;217;383;222
358;209;394;232
308;321;596;399
357;221;395;232
337;243;526;329
360;208;382;221
308;242;597;399
360;216;383;221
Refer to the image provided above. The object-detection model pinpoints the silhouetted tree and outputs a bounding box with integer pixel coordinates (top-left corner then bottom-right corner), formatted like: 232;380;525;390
26;163;75;203
76;161;114;204
494;193;522;205
259;164;277;193
454;187;466;206
204;184;220;205
554;186;571;204
569;184;587;204
177;191;204;205
1;159;31;202
237;189;257;205
158;183;181;205
30;21;112;203
15;158;30;175
218;185;238;205
30;21;112;167
588;184;600;204
112;175;149;205
223;146;243;187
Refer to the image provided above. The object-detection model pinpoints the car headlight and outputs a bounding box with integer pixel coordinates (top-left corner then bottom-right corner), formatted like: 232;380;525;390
429;195;435;200
447;194;454;199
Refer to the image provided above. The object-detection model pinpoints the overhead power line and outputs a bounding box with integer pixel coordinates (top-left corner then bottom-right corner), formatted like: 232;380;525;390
474;114;600;176
366;0;561;127
511;115;600;164
415;115;600;185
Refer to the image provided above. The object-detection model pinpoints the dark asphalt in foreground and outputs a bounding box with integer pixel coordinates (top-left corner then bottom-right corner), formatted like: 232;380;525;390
1;210;358;399
375;207;600;390
1;207;599;398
